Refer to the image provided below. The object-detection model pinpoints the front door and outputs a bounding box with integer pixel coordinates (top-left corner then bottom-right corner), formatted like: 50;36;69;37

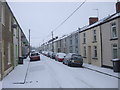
88;46;91;64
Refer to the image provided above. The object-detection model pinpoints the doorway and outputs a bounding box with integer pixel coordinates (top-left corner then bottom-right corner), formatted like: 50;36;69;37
88;46;91;64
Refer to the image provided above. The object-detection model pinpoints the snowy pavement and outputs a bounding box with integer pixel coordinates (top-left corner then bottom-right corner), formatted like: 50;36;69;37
83;63;120;79
0;81;2;89
2;54;119;88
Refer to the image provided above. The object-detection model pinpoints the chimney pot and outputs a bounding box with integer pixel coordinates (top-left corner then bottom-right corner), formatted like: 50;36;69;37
116;2;120;13
89;17;98;25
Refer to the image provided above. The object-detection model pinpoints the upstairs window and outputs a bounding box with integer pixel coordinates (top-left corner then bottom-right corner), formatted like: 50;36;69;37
1;4;5;25
111;22;117;39
83;33;86;44
93;30;97;42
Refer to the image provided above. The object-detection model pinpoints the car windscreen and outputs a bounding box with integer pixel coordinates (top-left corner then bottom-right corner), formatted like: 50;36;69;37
31;53;39;56
58;53;66;58
72;55;82;60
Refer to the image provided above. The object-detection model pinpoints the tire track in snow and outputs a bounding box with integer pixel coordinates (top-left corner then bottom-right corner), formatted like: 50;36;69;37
42;55;93;88
42;56;62;88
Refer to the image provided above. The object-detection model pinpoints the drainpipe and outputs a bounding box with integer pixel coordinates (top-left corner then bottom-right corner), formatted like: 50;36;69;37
100;25;103;67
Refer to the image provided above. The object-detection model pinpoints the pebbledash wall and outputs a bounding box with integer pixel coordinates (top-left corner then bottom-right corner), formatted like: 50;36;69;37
101;14;120;67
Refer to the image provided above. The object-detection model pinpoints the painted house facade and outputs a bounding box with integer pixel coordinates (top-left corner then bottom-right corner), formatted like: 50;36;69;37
1;2;14;78
0;1;2;80
101;2;120;68
0;2;29;80
80;17;102;67
71;30;81;55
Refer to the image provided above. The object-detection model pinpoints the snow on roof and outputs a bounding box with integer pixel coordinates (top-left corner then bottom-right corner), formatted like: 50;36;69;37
47;13;120;45
80;12;120;32
105;12;120;21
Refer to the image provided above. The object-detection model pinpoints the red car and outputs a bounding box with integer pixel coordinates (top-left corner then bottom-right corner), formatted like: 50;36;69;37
56;53;66;62
30;52;40;61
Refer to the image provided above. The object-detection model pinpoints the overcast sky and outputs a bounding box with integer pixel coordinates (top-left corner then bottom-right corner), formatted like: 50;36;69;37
7;1;117;47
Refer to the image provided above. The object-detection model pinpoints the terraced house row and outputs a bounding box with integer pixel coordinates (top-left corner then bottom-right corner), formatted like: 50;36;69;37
0;1;29;80
40;2;120;69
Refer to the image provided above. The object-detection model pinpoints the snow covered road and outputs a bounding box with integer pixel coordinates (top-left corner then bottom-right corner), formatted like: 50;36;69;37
2;54;119;88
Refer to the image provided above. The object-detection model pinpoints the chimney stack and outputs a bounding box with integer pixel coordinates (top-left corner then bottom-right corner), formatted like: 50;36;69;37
89;17;98;25
116;2;120;13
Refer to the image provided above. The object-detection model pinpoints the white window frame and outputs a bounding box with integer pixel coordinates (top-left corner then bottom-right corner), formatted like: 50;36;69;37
93;46;97;58
93;30;97;41
112;44;118;59
111;22;117;39
83;33;86;44
83;46;86;57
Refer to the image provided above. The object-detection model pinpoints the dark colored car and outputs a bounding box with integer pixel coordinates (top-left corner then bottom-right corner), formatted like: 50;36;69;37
30;52;40;61
63;53;83;67
52;52;56;59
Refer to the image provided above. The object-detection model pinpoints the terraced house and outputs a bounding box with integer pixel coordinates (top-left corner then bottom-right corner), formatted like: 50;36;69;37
39;2;120;69
80;17;102;67
80;2;120;68
101;2;120;68
0;2;29;80
0;1;2;80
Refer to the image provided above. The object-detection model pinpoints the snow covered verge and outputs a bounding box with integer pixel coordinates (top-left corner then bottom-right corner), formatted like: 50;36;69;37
0;81;2;90
83;63;120;78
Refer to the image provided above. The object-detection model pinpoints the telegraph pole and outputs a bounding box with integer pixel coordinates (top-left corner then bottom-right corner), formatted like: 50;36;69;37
29;29;30;57
51;31;54;52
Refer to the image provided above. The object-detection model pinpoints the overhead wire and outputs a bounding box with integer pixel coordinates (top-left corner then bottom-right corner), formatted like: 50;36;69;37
52;0;87;32
41;0;87;45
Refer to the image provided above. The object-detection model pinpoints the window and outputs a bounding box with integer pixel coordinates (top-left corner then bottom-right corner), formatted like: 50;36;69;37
8;43;11;65
93;30;97;42
1;4;5;25
112;44;118;59
70;40;72;45
83;46;86;57
83;33;86;44
93;46;97;58
111;22;117;39
69;46;73;53
75;34;78;44
9;15;12;32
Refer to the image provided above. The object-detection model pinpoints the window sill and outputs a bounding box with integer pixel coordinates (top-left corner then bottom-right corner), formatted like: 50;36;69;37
92;41;97;43
82;43;86;44
92;57;98;60
110;38;118;41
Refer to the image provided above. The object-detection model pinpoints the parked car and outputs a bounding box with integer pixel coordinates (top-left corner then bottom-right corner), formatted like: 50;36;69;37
55;53;66;62
44;51;48;56
48;51;53;58
30;52;40;61
63;53;83;67
52;52;57;59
